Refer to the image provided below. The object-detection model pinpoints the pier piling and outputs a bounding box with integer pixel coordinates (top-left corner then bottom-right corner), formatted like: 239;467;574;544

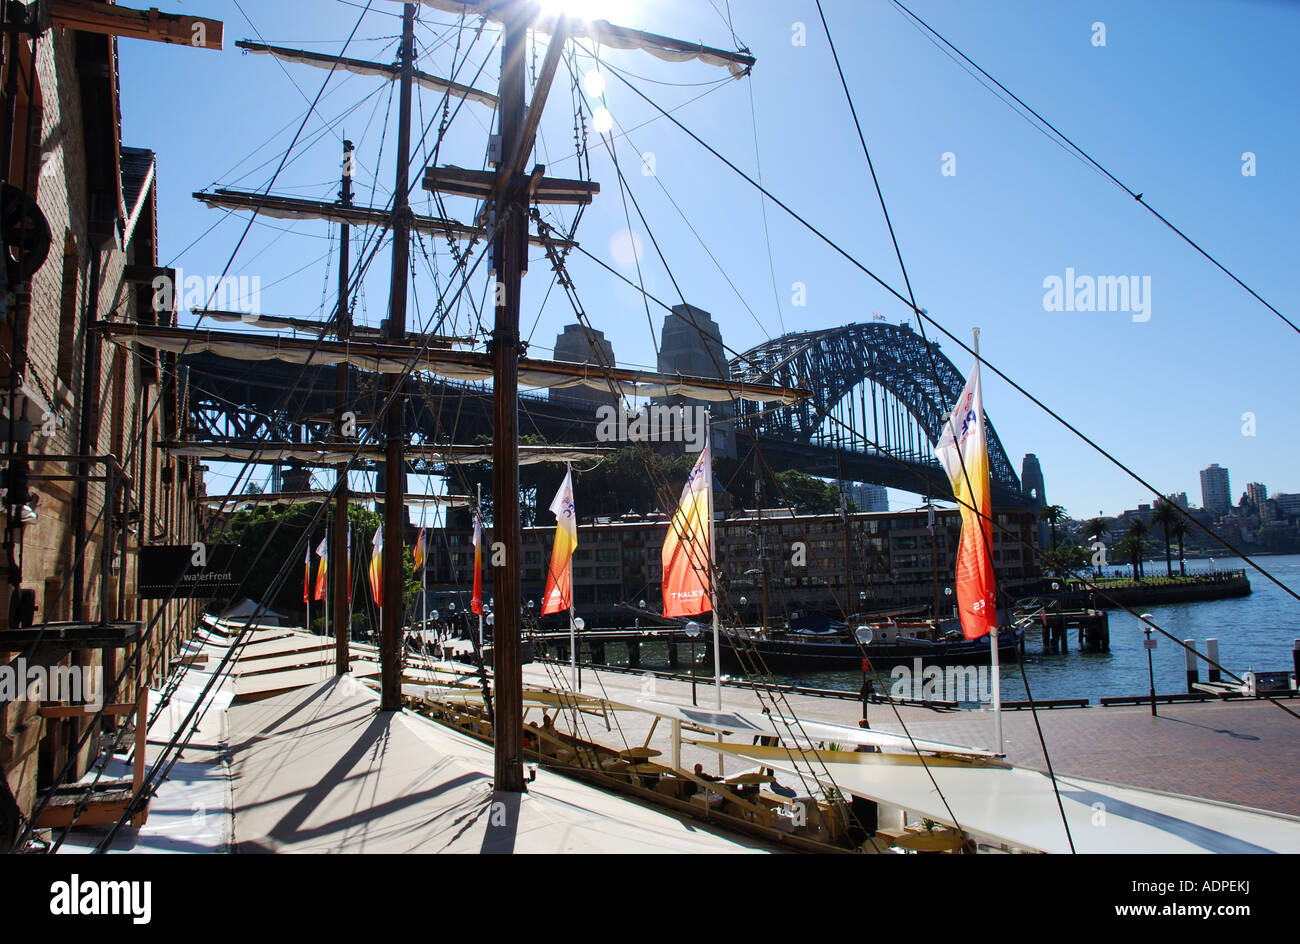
1185;638;1199;693
1207;638;1221;683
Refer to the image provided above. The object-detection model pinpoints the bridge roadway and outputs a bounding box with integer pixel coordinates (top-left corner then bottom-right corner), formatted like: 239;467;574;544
182;351;1030;506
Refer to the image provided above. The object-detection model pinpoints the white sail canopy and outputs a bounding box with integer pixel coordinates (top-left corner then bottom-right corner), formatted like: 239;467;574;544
707;741;1300;854
161;440;605;467
412;4;755;77
205;490;471;507
235;41;498;106
101;322;808;405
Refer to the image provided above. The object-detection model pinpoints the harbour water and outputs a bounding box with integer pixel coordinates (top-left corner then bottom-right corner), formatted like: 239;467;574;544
592;555;1300;704
802;554;1300;702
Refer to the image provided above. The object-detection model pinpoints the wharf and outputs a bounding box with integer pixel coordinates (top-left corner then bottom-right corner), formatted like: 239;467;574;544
525;663;1300;818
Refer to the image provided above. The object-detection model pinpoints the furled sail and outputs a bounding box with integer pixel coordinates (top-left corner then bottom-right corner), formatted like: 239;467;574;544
159;440;607;467
412;4;755;77
99;322;810;405
235;41;498;106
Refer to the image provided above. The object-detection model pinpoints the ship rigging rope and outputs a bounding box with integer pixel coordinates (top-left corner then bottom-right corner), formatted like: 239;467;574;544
11;0;435;850
583;43;1300;616
801;394;1300;725
89;26;549;831
10;0;382;711
815;0;1074;851
91;203;508;852
573;53;776;347
531;227;889;844
888;0;1300;339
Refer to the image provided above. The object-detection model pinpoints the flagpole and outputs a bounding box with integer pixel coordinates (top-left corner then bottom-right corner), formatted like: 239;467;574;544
477;483;483;653
974;327;1004;756
569;603;579;691
421;502;428;656
707;412;721;713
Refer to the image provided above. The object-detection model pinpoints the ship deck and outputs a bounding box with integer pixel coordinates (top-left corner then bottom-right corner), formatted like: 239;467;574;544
530;663;1300;818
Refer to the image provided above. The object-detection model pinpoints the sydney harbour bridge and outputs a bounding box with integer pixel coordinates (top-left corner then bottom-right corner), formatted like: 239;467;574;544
180;320;1030;508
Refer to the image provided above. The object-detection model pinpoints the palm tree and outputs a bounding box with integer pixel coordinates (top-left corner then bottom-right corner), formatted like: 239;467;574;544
1083;516;1108;574
1114;534;1142;582
1039;504;1068;550
1126;518;1150;579
1151;501;1180;578
1171;518;1188;576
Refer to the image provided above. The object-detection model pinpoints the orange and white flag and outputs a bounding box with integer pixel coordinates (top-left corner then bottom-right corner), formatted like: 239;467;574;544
541;467;577;615
368;525;383;607
934;359;997;639
313;537;328;601
471;510;484;615
662;438;712;618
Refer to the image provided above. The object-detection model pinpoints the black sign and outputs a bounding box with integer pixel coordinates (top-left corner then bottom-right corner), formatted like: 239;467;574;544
138;544;245;599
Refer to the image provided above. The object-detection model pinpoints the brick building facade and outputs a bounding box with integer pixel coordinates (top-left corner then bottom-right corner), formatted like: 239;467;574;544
1;21;203;839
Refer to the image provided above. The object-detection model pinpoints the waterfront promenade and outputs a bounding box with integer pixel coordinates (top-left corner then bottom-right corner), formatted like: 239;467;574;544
524;663;1300;817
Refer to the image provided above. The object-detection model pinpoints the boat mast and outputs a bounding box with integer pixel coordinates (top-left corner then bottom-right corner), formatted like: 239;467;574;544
380;4;416;711
333;138;354;676
488;4;550;793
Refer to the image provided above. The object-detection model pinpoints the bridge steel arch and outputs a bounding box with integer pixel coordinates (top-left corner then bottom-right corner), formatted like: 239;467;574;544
729;322;1022;498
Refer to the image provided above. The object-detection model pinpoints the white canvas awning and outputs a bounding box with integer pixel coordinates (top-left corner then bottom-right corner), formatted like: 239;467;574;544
413;3;755;77
162;440;605;467
633;697;994;757
100;322;808;404
705;741;1300;854
235;41;498;106
204;490;471;508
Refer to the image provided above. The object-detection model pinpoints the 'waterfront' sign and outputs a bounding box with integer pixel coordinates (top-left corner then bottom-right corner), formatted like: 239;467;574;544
138;544;245;599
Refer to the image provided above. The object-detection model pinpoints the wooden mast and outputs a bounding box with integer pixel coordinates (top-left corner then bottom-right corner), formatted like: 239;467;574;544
488;2;531;793
380;4;416;711
333;138;353;676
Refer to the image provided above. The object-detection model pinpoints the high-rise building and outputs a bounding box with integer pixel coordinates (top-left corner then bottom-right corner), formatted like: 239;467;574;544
552;323;617;408
1246;482;1268;507
1200;464;1231;516
656;303;735;457
1274;493;1300;518
845;482;888;512
1168;491;1190;509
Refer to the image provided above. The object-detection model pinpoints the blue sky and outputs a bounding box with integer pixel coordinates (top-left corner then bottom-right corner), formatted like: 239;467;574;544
118;0;1299;518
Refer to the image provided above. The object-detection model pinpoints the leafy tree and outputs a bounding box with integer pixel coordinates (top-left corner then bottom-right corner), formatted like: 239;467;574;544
1039;543;1087;578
